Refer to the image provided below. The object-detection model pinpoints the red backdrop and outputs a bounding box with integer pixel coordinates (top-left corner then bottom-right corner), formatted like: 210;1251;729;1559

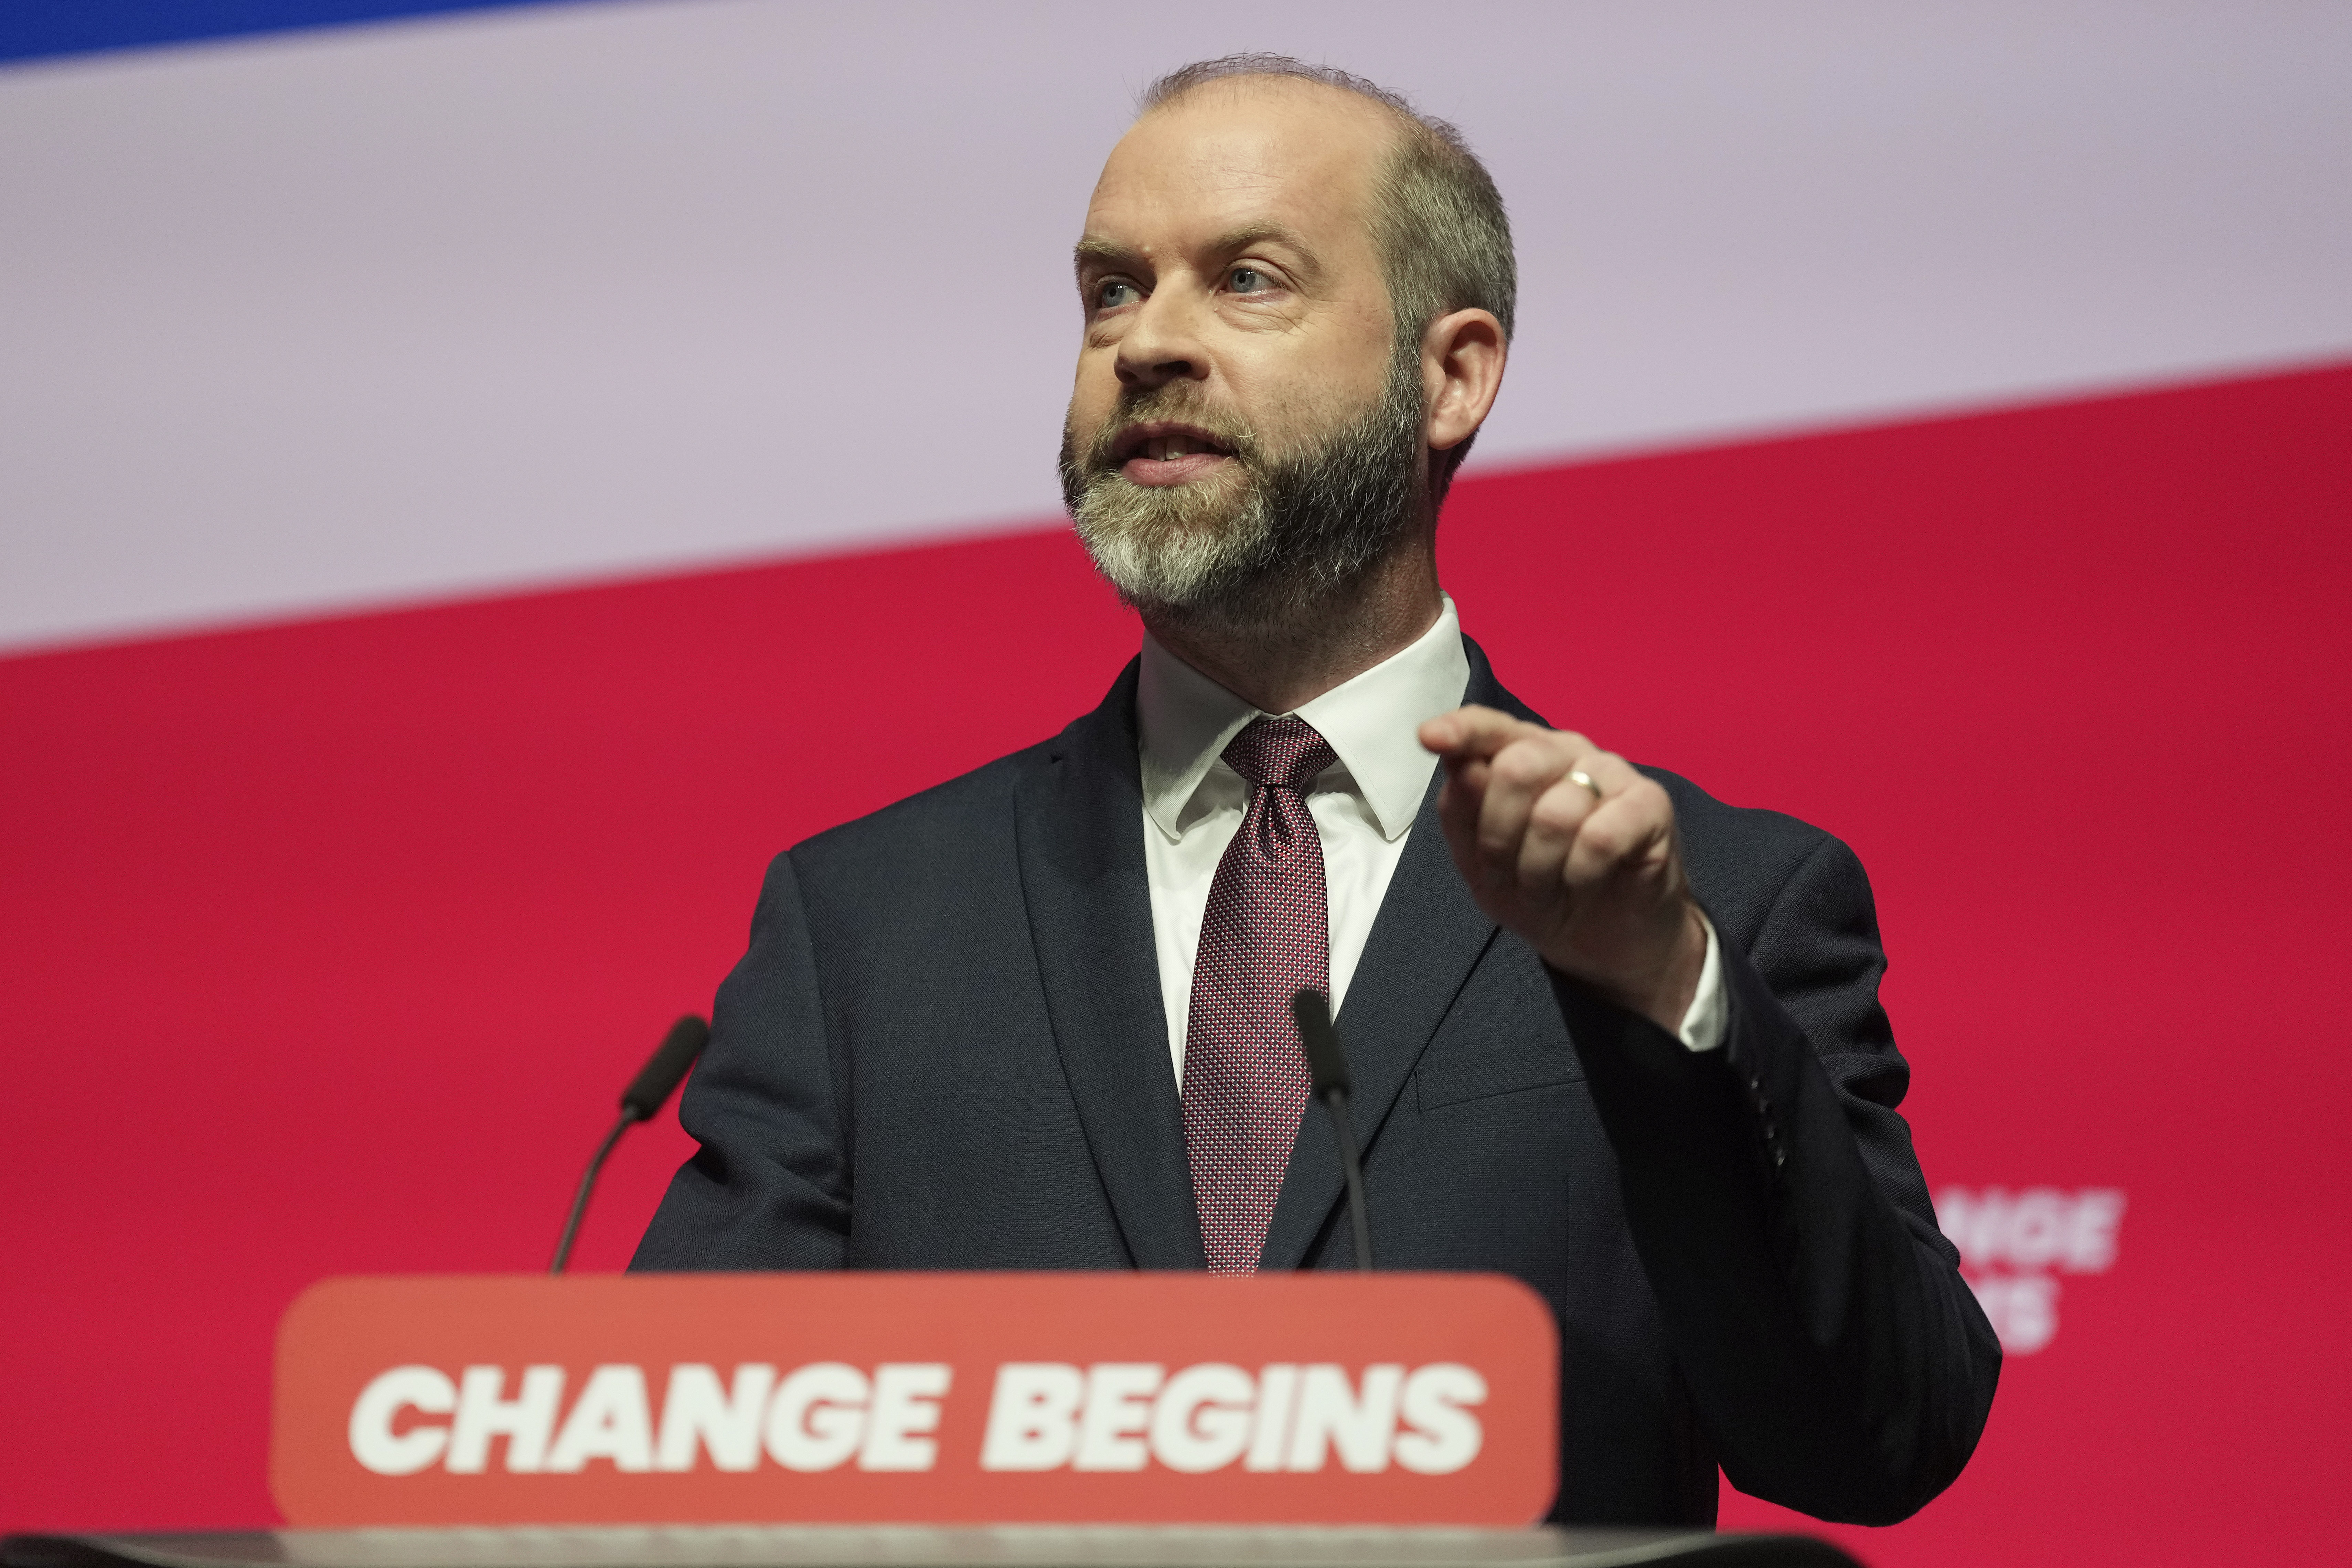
3;364;2346;1563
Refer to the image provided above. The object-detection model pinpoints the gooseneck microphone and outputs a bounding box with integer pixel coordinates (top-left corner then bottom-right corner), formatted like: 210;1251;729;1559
550;1014;710;1274
1291;989;1372;1271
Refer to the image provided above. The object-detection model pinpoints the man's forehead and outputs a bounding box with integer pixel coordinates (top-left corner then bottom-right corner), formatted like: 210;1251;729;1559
1082;79;1394;253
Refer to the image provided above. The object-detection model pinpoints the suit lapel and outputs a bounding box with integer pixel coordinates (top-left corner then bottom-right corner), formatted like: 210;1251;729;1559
1013;661;1206;1269
1461;635;1549;727
1257;638;1537;1270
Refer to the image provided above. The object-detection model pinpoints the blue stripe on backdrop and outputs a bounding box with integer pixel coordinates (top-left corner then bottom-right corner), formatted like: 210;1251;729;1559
0;0;619;66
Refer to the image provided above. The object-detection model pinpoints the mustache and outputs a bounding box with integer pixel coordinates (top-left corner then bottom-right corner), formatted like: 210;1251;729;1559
1077;387;1263;476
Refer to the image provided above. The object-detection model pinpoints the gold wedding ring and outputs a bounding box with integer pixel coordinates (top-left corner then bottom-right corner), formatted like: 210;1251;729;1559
1568;768;1603;802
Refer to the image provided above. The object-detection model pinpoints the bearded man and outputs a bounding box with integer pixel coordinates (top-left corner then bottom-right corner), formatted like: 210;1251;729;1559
637;56;1999;1527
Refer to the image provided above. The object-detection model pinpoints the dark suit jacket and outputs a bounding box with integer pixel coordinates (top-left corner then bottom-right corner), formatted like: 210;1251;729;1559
635;642;1999;1526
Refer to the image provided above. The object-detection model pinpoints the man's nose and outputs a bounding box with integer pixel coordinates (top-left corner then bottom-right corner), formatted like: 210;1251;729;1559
1115;284;1211;390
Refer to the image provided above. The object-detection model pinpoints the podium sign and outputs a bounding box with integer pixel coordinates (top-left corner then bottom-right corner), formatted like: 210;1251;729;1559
271;1273;1558;1528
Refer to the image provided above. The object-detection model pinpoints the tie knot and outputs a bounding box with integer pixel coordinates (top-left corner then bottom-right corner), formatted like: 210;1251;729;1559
1222;716;1337;793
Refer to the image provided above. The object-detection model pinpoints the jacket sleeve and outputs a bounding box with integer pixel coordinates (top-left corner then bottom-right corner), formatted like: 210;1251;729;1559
1552;831;2000;1524
632;850;852;1270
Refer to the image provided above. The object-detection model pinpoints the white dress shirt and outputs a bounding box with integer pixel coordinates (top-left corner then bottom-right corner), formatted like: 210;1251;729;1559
1136;597;1725;1081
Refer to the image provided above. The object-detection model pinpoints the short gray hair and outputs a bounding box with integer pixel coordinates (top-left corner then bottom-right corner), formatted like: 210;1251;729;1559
1141;55;1515;478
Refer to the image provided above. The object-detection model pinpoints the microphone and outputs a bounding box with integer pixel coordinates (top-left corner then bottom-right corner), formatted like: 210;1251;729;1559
1291;989;1372;1271
550;1014;710;1274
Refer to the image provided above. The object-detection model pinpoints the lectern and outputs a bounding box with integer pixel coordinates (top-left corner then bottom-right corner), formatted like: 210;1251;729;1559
1;1274;1857;1568
1;1525;1857;1568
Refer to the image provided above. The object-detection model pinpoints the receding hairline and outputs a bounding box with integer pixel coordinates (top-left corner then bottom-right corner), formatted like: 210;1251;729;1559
1101;73;1425;302
1132;68;1417;156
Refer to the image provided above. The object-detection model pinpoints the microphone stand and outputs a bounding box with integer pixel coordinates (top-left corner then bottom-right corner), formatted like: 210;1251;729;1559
1322;1080;1373;1272
550;1108;642;1275
1292;989;1373;1271
549;1014;710;1274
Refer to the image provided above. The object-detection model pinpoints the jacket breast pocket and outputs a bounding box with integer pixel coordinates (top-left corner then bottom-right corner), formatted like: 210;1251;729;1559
1414;1042;1584;1111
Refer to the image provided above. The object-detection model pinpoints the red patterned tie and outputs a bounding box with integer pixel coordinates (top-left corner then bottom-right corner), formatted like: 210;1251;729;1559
1181;715;1338;1274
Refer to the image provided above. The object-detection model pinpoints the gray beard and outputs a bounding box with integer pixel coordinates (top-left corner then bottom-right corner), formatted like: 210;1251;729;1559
1059;350;1427;638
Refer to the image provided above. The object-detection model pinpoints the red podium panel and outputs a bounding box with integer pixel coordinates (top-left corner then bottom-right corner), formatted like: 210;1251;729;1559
271;1273;1557;1528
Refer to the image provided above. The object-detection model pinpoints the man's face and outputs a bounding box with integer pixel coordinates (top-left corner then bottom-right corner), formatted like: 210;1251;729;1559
1061;81;1425;628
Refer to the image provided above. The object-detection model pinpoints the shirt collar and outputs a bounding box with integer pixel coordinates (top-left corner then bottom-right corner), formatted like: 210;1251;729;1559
1137;596;1471;844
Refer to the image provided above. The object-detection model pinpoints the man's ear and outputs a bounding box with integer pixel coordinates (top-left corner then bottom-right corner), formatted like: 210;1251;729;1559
1422;308;1507;456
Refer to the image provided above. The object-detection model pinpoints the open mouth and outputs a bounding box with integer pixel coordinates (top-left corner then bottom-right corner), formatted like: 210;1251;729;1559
1109;421;1238;467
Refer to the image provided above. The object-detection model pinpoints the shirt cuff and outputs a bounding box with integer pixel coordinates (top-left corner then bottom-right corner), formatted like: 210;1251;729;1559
1675;911;1728;1052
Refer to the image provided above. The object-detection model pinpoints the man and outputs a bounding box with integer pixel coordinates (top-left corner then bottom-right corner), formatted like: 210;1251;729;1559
637;56;1998;1526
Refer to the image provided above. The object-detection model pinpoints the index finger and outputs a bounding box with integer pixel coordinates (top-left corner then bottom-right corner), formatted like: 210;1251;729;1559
1419;704;1549;759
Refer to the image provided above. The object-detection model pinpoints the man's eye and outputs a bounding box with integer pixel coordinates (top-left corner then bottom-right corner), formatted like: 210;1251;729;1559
1228;266;1271;294
1095;279;1141;310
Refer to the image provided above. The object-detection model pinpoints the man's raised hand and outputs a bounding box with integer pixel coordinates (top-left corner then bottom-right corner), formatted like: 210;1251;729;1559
1418;705;1709;1035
